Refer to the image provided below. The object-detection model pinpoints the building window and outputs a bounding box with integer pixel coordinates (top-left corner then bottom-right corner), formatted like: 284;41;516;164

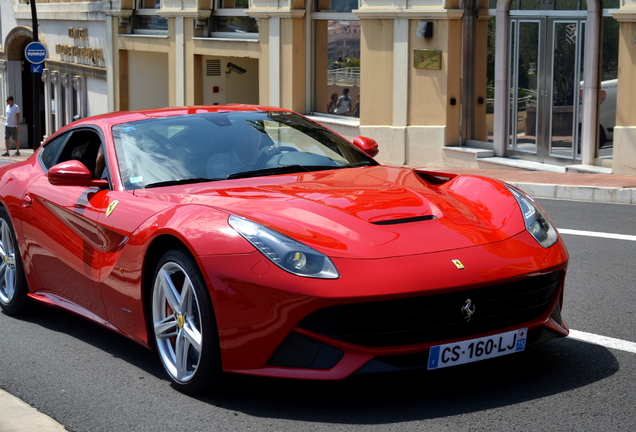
312;0;360;118
208;0;259;39
133;0;168;35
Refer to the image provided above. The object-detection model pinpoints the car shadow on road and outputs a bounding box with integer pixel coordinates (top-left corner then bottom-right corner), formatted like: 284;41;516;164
199;337;618;423
15;303;167;379
16;305;619;424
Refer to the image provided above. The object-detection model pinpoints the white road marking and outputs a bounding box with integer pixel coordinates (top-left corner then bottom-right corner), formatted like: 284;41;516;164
568;329;636;354
558;228;636;242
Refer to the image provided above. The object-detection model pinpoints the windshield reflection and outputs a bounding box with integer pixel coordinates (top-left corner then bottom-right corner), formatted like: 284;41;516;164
112;111;376;190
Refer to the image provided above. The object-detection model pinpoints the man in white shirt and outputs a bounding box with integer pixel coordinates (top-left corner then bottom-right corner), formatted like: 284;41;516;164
334;88;352;115
4;96;21;156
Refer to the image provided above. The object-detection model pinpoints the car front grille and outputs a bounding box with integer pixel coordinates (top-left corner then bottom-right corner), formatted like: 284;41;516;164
298;271;562;347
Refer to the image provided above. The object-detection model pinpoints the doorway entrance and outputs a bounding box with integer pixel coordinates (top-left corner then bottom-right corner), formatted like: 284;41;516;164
507;16;586;164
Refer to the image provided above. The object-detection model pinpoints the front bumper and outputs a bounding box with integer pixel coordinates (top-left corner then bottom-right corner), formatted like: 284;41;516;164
199;231;569;379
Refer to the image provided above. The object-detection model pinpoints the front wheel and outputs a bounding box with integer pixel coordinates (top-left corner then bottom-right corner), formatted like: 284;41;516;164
151;249;223;393
0;206;29;315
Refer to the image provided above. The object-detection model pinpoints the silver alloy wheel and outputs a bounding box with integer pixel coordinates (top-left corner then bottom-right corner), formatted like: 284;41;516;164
152;261;204;384
0;218;17;306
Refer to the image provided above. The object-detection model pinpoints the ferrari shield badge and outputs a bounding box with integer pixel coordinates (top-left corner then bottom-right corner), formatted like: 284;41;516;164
452;259;465;270
106;200;120;218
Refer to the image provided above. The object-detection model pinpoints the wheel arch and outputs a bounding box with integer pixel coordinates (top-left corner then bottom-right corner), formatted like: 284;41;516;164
141;234;195;346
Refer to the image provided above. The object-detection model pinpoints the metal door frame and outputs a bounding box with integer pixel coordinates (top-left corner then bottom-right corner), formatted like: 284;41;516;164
507;12;587;164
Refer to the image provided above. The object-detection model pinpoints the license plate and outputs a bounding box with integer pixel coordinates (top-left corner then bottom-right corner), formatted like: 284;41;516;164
427;328;527;370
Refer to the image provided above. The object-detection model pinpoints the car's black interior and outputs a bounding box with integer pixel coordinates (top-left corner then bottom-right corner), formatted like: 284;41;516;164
57;130;104;179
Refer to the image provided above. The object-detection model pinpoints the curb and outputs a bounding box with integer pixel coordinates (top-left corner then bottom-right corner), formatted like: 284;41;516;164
0;389;67;432
510;182;636;205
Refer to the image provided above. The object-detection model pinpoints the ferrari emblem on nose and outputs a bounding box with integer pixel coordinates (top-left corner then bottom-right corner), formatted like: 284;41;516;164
461;299;476;321
452;259;465;270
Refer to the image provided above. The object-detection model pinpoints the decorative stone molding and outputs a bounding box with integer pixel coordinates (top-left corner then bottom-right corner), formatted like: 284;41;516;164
41;69;50;83
357;0;447;11
44;60;107;80
73;76;84;92
247;9;305;18
119;16;131;27
354;8;464;19
251;0;287;10
50;71;59;86
610;8;636;22
61;73;71;89
103;8;134;22
0;61;6;72
248;0;305;18
158;2;212;18
158;0;207;15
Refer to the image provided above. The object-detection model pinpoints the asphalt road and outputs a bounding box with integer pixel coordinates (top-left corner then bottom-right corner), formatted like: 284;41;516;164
1;199;635;432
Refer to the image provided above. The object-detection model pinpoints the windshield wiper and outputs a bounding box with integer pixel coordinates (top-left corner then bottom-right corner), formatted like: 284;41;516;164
226;165;318;180
145;177;219;188
345;161;376;168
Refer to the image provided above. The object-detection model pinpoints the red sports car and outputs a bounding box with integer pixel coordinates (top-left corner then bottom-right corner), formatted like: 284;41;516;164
0;105;569;393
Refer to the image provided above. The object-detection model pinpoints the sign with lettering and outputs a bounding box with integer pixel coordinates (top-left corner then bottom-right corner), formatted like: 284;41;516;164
25;41;48;64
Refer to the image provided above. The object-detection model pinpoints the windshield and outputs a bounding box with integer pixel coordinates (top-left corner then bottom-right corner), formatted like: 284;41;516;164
111;111;377;190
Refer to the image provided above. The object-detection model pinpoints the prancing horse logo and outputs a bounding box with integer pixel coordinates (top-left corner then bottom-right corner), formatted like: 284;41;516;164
461;299;476;322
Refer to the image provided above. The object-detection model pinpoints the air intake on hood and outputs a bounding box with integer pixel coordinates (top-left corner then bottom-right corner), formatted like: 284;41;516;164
371;215;437;225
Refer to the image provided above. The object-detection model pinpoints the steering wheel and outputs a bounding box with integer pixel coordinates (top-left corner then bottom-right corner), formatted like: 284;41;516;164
251;145;298;168
276;146;298;153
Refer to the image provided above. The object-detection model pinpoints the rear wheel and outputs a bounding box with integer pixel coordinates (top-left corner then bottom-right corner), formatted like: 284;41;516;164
151;249;222;393
0;207;29;315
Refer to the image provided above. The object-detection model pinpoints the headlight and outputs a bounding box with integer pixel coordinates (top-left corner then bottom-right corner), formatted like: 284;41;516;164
228;215;340;279
505;184;559;248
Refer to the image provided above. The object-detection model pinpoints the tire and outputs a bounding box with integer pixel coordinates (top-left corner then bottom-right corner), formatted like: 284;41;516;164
0;206;29;316
151;249;223;393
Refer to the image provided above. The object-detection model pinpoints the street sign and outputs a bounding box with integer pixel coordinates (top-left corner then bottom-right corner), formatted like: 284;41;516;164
30;64;43;74
24;41;47;64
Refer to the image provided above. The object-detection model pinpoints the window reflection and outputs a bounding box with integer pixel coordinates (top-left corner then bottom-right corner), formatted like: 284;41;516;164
315;20;360;117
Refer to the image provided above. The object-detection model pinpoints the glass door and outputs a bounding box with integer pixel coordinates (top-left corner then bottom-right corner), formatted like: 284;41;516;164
508;17;586;163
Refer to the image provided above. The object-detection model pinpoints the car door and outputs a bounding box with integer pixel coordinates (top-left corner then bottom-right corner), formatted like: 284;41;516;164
20;128;109;318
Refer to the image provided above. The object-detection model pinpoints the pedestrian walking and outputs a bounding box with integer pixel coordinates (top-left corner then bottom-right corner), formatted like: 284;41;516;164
4;96;21;156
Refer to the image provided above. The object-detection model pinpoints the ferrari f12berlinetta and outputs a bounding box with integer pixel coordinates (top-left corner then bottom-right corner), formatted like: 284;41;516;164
0;105;569;393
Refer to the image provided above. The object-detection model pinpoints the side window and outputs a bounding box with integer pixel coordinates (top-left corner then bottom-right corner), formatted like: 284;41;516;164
57;130;105;179
40;133;71;170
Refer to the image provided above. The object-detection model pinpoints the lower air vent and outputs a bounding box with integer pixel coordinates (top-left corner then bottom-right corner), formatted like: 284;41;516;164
299;271;562;347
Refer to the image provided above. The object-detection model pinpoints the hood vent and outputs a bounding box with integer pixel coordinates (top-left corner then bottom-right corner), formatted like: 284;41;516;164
371;215;437;225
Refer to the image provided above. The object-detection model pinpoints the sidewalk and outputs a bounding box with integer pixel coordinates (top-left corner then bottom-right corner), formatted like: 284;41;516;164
1;149;635;204
0;389;66;431
419;166;636;205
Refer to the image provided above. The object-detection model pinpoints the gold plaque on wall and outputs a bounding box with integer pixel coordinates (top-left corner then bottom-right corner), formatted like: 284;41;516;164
414;49;442;70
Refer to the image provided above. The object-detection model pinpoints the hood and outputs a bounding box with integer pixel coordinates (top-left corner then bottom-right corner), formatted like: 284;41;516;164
135;166;526;258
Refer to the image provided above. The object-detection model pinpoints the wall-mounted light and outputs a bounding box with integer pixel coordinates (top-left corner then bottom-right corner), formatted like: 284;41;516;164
226;62;247;77
417;21;433;38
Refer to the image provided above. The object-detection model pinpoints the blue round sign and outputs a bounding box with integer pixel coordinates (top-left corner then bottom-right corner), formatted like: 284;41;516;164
25;41;47;65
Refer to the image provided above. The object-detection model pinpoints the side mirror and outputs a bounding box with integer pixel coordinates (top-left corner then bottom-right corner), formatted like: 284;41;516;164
48;160;109;188
352;136;379;158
